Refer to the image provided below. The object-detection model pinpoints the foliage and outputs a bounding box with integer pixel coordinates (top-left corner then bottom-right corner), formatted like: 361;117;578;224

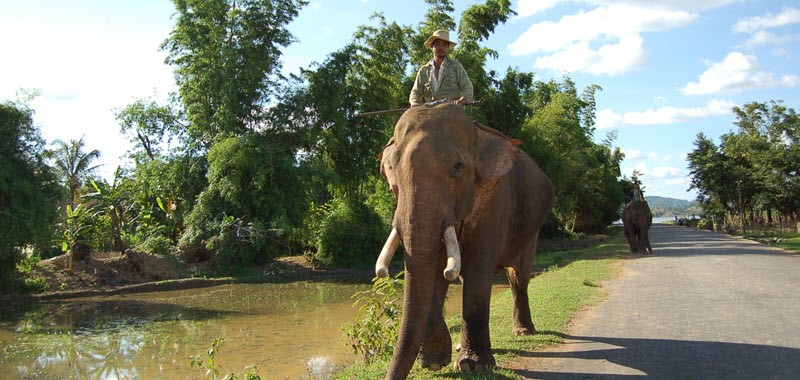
0;101;62;291
162;0;308;148
190;337;261;380
342;272;405;364
688;100;799;232
59;202;101;269
82;178;128;252
115;96;185;160
521;78;623;234
311;197;386;268
48;136;101;206
181;134;301;266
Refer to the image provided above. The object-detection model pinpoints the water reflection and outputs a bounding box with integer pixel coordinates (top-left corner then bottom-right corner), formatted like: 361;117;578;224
0;281;509;379
0;282;368;379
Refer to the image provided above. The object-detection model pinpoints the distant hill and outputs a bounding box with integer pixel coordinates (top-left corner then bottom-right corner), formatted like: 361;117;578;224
645;196;703;217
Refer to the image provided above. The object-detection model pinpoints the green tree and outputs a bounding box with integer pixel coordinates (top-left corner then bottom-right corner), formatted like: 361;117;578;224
688;132;740;230
0;101;62;290
180;134;303;265
730;100;800;222
48;137;101;207
116;96;185;160
521;77;619;233
162;0;308;147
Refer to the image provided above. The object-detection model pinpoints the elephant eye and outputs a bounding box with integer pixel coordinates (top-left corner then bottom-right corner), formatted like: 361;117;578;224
451;161;464;177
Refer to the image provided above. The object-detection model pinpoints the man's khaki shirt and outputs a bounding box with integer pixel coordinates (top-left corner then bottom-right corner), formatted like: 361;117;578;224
409;57;473;106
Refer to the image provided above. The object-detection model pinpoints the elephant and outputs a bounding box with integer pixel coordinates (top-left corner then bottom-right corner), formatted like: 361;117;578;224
622;201;653;255
374;103;555;379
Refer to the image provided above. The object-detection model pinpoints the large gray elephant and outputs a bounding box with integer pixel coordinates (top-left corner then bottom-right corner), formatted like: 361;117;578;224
374;104;555;379
622;201;653;255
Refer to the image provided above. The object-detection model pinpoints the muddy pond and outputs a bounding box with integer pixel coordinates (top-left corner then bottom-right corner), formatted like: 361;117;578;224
0;280;509;379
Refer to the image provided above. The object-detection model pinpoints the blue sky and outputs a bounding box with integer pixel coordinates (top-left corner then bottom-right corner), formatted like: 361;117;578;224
2;1;799;201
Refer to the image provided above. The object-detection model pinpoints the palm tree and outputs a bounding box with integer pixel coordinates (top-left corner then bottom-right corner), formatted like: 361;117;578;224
49;136;101;206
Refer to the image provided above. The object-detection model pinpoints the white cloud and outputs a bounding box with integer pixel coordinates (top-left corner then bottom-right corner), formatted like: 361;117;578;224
516;0;565;17
733;6;800;33
508;3;697;75
682;52;800;95
650;165;683;179
739;30;799;48
624;148;643;159
596;99;735;129
623;149;673;162
516;0;734;18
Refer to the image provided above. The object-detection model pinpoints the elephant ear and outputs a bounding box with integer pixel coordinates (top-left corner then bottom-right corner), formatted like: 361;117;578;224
474;122;520;186
380;138;399;197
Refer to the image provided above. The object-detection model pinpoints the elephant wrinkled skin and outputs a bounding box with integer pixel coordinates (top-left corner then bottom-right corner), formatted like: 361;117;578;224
377;104;555;379
622;201;653;255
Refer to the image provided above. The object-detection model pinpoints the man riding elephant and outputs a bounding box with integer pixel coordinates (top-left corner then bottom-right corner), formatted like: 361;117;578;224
409;29;473;107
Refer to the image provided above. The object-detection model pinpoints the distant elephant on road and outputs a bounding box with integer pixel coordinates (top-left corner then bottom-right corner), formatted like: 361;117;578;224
374;104;555;379
623;201;653;255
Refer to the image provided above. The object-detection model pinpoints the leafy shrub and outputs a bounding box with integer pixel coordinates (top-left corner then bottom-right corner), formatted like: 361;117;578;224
135;234;174;256
342;272;404;364
207;216;280;267
313;198;386;268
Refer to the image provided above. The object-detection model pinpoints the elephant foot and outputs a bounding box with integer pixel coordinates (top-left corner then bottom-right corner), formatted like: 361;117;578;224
512;325;537;336
417;347;451;371
455;351;496;372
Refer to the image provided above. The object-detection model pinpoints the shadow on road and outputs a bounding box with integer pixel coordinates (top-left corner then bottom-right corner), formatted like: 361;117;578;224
511;332;800;379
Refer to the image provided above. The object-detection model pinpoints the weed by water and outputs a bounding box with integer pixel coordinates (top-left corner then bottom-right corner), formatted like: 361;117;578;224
190;337;261;380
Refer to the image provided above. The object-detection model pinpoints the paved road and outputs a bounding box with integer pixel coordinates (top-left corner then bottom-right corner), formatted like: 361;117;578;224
517;224;800;379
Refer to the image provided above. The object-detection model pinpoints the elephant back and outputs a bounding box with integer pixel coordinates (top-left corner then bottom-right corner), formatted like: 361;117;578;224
624;202;653;223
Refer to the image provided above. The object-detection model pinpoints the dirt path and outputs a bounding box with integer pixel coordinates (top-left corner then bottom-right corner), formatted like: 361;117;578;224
514;224;800;379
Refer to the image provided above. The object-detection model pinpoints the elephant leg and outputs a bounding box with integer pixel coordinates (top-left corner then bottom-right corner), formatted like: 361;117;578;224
506;237;537;336
456;268;496;371
418;273;452;370
624;225;637;253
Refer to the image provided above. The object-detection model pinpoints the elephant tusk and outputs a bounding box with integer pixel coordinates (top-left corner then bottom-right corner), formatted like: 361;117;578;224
375;228;400;278
443;226;461;281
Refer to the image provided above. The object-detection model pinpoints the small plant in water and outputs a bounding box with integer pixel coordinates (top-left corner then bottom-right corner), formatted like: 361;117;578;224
190;337;260;380
342;272;404;364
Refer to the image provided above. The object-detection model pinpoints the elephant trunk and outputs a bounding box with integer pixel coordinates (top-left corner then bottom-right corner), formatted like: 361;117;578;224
384;200;448;380
385;244;437;380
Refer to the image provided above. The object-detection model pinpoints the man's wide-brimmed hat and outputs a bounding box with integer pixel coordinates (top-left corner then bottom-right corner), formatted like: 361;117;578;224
424;29;457;49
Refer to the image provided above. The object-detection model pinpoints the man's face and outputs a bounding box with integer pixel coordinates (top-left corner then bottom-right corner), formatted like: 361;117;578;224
432;39;449;59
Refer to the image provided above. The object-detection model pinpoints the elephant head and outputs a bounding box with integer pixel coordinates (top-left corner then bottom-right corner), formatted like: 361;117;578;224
375;104;523;379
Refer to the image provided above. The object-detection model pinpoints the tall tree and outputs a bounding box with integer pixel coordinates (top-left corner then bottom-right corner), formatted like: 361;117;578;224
49;137;101;206
522;77;619;233
0;101;62;290
731;100;800;219
162;0;308;147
